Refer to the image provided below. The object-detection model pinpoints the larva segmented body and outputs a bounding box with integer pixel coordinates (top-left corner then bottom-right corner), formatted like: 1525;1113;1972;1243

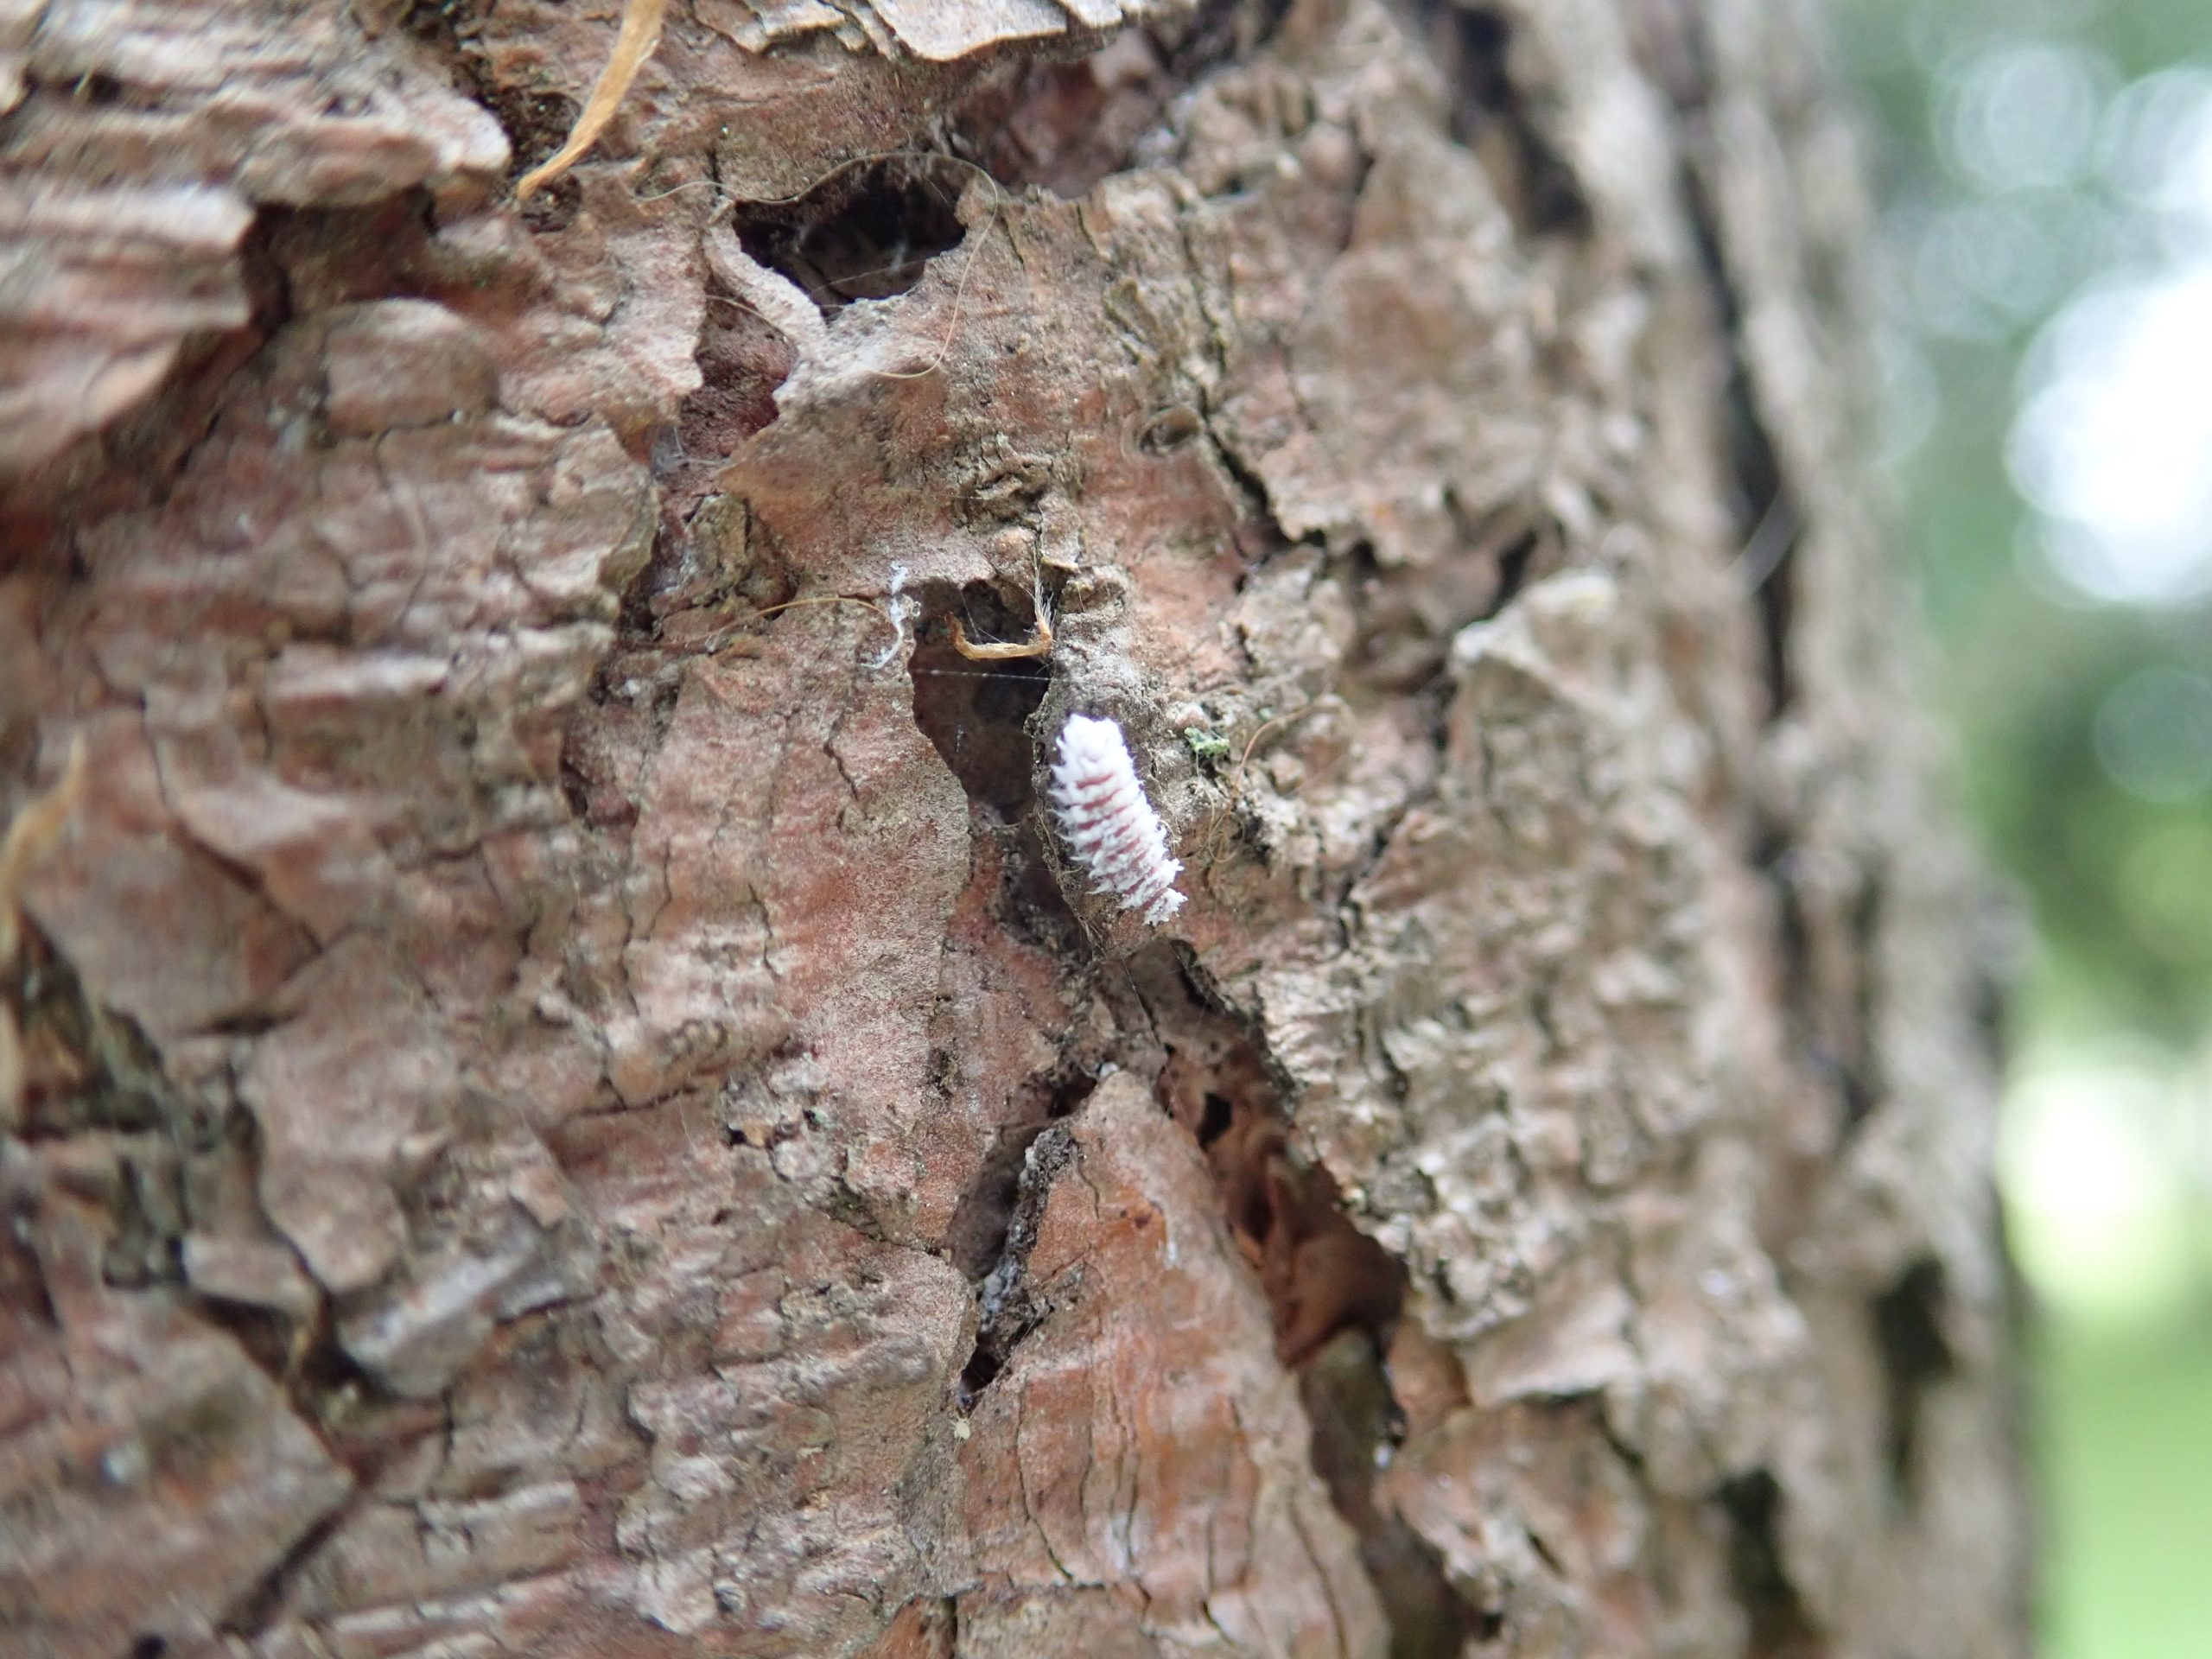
1050;714;1185;925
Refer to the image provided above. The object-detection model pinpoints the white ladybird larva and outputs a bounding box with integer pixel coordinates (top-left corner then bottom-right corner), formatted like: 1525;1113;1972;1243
1050;714;1185;925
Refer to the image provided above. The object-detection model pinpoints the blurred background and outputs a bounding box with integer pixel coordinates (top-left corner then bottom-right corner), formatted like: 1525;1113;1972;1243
1833;0;2212;1652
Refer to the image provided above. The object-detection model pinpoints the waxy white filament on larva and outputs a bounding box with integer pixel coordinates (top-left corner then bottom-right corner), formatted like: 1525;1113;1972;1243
1050;714;1185;925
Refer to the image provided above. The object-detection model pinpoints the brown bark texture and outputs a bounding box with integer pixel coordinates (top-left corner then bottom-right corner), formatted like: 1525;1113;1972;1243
0;2;2031;1657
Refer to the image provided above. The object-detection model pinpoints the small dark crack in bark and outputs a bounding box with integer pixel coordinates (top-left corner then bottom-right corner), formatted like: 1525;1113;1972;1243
1718;1469;1824;1659
1840;862;1887;1131
1872;1255;1956;1507
959;1121;1077;1404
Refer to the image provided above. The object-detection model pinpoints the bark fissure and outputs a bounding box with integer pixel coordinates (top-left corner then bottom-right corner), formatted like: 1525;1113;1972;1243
1676;156;1800;723
1402;1;1593;237
1140;954;1486;1658
959;1121;1076;1402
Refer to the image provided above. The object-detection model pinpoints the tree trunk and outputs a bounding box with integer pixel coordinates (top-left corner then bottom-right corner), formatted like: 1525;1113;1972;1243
0;2;2031;1656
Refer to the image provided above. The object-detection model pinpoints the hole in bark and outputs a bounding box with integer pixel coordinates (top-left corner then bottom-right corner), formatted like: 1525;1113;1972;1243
72;71;129;105
1872;1255;1955;1504
1196;1090;1235;1147
8;203;293;521
1745;496;1798;721
739;161;969;317
556;752;597;823
99;1154;186;1292
1002;818;1090;950
0;1225;54;1334
1719;1471;1822;1659
258;194;450;317
909;583;1053;814
130;1638;167;1659
1485;531;1535;618
958;1342;1003;1398
1046;1071;1097;1118
1408;3;1591;237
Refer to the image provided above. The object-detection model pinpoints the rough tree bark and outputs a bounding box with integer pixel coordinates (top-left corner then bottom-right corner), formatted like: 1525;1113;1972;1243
0;2;2031;1656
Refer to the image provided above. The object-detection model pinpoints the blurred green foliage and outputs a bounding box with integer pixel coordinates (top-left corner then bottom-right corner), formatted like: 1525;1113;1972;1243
1832;0;2212;1046
2039;1317;2212;1659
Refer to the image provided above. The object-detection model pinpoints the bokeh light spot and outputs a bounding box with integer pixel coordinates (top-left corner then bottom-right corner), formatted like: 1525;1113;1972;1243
2091;666;2212;803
